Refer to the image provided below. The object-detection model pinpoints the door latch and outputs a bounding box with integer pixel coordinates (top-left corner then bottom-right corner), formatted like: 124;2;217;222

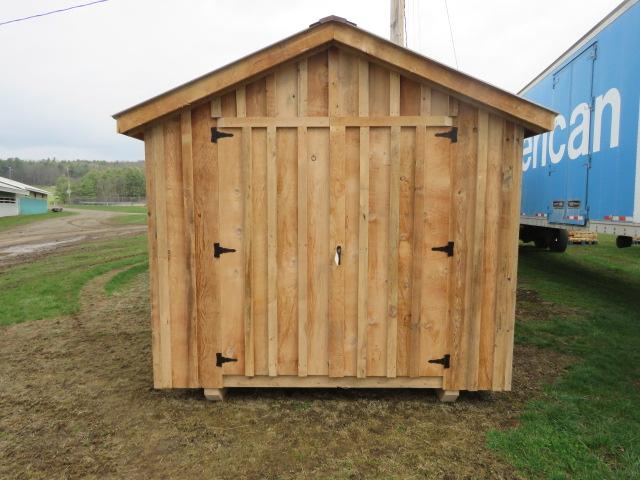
214;242;236;258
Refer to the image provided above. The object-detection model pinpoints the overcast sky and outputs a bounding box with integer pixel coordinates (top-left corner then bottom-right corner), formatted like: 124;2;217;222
0;0;622;161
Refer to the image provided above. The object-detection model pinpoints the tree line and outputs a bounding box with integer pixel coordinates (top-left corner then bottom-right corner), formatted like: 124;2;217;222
0;158;145;203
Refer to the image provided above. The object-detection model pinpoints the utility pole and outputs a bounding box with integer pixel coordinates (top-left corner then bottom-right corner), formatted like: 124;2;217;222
390;0;406;46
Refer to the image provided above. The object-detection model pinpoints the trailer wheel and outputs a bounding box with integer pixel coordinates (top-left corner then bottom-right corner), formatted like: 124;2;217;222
549;229;568;253
616;235;633;248
534;238;548;249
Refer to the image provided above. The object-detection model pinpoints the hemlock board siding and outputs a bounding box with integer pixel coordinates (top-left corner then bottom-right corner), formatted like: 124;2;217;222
142;46;525;392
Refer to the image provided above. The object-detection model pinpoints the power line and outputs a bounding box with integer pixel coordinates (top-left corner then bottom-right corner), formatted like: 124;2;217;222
0;0;109;27
443;0;459;69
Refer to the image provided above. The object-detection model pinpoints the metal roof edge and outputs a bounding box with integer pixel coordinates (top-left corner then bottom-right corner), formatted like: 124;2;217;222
519;0;638;95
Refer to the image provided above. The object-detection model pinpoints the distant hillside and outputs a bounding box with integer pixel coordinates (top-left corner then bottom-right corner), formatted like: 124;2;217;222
0;158;145;203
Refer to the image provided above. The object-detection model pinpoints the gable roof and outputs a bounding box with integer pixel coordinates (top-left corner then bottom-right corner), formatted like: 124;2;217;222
114;16;556;137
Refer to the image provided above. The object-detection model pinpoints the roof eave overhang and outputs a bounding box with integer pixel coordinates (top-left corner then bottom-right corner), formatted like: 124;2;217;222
114;20;556;138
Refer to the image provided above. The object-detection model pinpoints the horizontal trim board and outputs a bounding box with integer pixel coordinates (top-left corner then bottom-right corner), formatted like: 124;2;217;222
217;115;452;128
223;375;443;388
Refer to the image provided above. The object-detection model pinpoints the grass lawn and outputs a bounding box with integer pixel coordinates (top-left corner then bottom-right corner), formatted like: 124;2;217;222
488;235;640;478
0;234;147;325
66;204;147;214
109;213;148;225
0;232;638;478
0;210;74;231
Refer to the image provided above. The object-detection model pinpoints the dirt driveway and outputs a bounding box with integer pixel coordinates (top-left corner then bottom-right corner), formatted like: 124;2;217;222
0;208;146;267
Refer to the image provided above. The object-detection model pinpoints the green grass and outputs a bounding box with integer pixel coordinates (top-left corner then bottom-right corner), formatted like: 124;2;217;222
109;213;147;225
104;261;148;295
66;204;147;214
0;210;75;231
487;235;640;479
0;235;147;325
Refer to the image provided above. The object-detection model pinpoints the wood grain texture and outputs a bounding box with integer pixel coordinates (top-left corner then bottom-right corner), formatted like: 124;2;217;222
192;103;221;388
367;126;390;377
246;77;267;116
421;128;453;378
251;128;269;376
152;123;173;388
386;125;400;377
396;127;415;377
242;126;254;377
445;102;478;391
477;115;504;389
276;128;298;375
357;127;369;378
409;126;425;378
217;127;244;375
297;126;309;376
267;126;278;376
180;111;199;387
308;51;328;116
329;125;346;377
144;126;162;387
307;127;330;376
344;127;360;376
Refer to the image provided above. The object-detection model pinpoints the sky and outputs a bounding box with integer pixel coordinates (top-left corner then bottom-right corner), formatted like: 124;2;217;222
0;0;623;161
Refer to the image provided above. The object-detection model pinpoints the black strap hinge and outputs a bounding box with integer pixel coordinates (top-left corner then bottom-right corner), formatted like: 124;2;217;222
432;241;454;257
214;242;236;258
211;127;234;143
435;127;458;143
216;353;238;367
428;354;450;369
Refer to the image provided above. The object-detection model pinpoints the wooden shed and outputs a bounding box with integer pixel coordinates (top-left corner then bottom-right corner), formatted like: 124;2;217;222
114;17;555;402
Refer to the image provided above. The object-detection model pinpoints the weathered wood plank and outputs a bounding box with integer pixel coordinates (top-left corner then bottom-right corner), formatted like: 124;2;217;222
223;375;442;388
180;111;199;386
431;89;450;116
338;49;359;116
478;115;504;389
297;126;309;376
217;116;452;128
275;64;298;117
217;126;244;375
421;127;453;377
267;126;278;376
252;128;269;376
192;103;221;388
307;127;330;376
409;126;425;378
357;126;370;378
344;127;360;376
145;125;162;387
265;74;276;117
153;123;172;388
400;76;421;116
464;110;489;389
242;126;254;377
445;103;478;390
367;126;390;377
277;127;298;375
246;77;267;117
210;97;221;118
329;125;346;377
386;125;400;378
369;63;390;117
307;51;328;116
358;59;369;117
297;60;308;117
236;86;247;118
328;47;339;117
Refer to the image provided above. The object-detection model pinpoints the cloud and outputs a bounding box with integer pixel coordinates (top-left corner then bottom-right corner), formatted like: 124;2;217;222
0;0;621;161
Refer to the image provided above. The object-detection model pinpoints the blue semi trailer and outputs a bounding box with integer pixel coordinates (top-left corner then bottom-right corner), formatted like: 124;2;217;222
519;0;640;251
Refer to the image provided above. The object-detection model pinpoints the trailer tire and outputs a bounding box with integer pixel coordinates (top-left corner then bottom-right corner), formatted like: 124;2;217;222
534;238;548;249
616;235;633;248
549;229;568;253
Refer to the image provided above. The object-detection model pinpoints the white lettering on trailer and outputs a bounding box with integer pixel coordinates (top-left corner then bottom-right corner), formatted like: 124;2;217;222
568;102;590;159
593;88;621;152
522;87;622;172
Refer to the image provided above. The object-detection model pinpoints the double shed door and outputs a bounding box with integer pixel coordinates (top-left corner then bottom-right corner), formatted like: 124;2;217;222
215;117;454;380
